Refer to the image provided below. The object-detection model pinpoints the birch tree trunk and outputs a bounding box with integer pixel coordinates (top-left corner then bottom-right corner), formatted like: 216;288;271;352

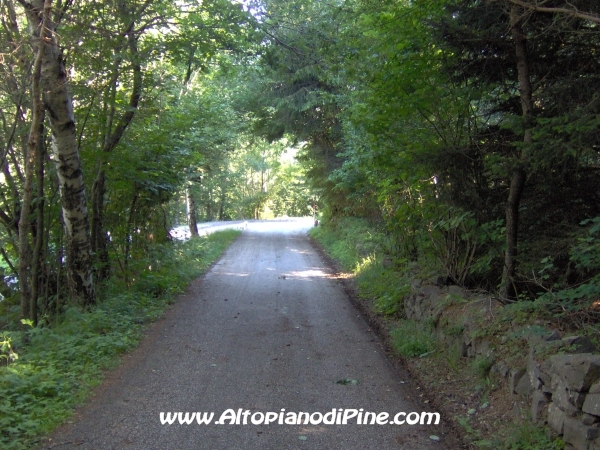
21;0;95;305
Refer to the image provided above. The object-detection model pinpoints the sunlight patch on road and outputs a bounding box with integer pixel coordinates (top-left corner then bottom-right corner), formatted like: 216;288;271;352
289;248;310;254
285;269;334;280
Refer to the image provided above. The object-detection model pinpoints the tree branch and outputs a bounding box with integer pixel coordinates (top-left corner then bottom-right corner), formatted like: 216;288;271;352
505;0;600;24
101;11;142;154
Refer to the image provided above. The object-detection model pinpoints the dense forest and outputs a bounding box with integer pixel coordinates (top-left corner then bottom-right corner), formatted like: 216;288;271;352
251;0;600;311
0;0;315;329
0;0;599;445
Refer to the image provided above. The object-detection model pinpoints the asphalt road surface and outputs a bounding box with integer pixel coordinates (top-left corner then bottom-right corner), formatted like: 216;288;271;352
45;219;450;450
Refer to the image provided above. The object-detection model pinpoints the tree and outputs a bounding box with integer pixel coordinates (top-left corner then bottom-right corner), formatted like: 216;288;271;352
18;0;95;305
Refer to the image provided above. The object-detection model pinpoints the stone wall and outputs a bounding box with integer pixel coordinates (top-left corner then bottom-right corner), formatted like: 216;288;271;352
405;280;600;450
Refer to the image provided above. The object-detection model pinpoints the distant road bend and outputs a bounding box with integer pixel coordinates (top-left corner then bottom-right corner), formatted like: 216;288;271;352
47;218;450;449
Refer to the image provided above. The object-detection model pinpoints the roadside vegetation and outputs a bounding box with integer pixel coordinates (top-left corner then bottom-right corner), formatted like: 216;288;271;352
1;0;599;448
311;218;598;448
0;230;239;450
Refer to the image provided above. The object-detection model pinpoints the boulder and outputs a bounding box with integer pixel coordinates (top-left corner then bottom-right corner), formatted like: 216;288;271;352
527;353;543;390
550;354;600;392
548;402;568;435
491;360;510;379
583;414;600;426
583;393;600;417
515;371;534;397
561;336;598;354
475;340;494;358
563;417;600;450
509;368;526;395
552;377;587;413
447;285;465;296
531;390;550;424
539;359;554;390
405;284;445;321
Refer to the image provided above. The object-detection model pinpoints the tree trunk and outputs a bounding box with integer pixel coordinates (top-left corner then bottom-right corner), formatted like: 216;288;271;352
188;187;199;237
91;168;110;280
19;0;47;325
30;118;45;326
23;0;95;305
500;5;534;300
218;188;226;221
124;193;138;276
206;189;212;220
89;13;143;279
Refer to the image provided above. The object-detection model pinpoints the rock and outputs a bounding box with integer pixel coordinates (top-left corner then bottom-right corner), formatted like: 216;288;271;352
561;336;598;354
530;335;594;363
563;417;600;450
591;382;600;394
551;354;600;392
516;371;534;397
527;353;543;390
548;402;568;435
539;359;553;388
513;399;524;419
491;360;510;378
552;373;562;391
526;333;581;394
531;390;550;424
411;278;422;289
476;340;494;358
583;414;600;426
544;330;562;342
553;377;587;413
461;340;471;358
420;284;443;298
509;368;526;395
583;393;600;416
447;285;464;296
405;284;444;321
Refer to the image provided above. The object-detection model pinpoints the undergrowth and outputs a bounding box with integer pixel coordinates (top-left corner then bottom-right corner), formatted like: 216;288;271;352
310;218;409;316
391;320;437;358
309;217;581;450
0;230;239;450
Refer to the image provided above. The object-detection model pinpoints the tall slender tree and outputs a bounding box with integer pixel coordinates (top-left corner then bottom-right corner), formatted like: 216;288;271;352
18;0;95;305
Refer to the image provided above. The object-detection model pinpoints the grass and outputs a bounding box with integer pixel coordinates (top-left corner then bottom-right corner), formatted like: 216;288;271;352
310;217;576;450
0;230;240;450
310;218;410;316
391;320;437;358
504;420;565;449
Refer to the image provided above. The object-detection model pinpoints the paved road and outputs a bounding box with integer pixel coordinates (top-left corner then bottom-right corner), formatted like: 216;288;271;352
46;219;450;449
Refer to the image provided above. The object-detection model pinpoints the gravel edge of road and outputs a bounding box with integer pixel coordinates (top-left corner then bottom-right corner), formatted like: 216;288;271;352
307;232;468;449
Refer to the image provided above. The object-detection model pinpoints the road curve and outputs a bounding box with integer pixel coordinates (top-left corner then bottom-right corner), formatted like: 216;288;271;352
45;219;450;450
